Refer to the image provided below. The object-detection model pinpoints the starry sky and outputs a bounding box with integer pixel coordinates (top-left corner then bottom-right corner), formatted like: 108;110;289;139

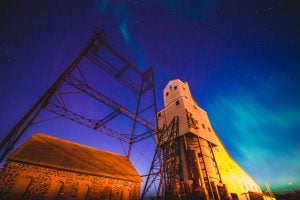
1;0;300;192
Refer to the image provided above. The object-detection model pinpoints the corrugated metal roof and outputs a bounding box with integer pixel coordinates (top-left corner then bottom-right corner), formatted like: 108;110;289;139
8;133;142;183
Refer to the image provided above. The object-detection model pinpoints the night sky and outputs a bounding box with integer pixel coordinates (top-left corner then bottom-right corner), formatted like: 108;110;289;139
1;0;300;192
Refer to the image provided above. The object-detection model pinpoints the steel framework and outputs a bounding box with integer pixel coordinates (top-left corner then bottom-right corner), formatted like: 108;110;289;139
141;116;190;199
0;31;157;192
142;113;232;200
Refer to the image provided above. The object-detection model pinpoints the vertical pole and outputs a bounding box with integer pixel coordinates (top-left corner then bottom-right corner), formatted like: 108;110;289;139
127;74;145;158
141;68;169;198
182;135;192;179
208;142;222;183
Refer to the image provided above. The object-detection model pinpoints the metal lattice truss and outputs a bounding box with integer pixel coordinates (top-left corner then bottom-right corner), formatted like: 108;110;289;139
141;116;184;199
0;30;157;161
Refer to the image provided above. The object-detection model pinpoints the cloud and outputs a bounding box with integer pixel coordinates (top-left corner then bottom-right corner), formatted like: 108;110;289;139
96;1;146;67
206;81;300;190
119;21;131;43
97;0;109;12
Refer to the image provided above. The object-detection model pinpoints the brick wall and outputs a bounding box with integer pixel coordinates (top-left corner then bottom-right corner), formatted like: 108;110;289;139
0;161;140;199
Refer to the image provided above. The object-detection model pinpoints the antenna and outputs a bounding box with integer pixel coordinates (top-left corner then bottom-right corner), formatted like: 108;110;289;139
265;182;274;198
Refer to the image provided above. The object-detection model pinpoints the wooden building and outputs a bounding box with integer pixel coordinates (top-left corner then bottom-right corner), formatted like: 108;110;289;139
0;133;141;199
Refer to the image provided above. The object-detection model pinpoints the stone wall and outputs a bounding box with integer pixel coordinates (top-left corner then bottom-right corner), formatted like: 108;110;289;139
0;161;140;199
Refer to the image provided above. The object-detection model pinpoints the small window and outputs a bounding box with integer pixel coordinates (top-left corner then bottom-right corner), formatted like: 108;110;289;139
169;85;172;89
176;100;180;105
76;184;89;200
247;184;251;190
157;112;161;117
100;187;112;199
208;127;211;132
183;87;185;90
46;181;63;200
121;189;130;199
129;186;139;200
111;190;123;199
202;124;205;129
242;183;246;190
166;92;169;96
193;105;197;109
8;176;32;199
174;86;177;90
185;96;188;99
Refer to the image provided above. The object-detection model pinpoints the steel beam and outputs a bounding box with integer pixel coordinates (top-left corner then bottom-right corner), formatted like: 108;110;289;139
94;109;122;130
65;75;155;130
46;103;130;143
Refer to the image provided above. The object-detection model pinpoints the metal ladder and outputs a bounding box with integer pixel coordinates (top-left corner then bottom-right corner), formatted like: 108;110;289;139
184;135;224;200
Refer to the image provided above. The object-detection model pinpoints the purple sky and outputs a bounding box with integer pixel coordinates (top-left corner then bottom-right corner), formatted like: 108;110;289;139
1;0;300;191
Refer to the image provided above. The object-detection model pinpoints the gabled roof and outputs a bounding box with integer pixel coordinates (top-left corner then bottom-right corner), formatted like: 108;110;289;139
8;133;142;183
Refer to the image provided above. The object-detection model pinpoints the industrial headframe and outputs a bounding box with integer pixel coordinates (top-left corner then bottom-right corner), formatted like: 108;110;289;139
143;79;275;200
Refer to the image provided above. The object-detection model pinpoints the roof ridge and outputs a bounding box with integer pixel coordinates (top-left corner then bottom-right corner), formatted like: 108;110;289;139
33;133;126;158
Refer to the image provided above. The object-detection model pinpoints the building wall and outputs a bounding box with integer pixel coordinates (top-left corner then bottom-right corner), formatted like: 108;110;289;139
0;161;140;200
157;79;219;144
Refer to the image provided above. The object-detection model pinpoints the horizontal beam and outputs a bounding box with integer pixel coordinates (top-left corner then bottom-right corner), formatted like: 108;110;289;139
94;109;121;129
46;103;131;143
66;75;155;130
87;54;141;94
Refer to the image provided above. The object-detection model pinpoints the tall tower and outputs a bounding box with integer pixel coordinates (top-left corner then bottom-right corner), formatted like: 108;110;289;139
156;79;271;200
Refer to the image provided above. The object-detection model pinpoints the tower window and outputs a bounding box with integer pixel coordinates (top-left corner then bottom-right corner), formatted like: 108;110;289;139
166;92;169;96
169;85;172;89
176;100;180;105
202;124;205;129
158;112;161;117
174;86;177;90
193;105;197;109
208;127;211;132
242;183;246;190
183;87;185;90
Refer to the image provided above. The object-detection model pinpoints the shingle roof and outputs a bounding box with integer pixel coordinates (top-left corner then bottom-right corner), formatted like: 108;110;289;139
8;133;142;183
